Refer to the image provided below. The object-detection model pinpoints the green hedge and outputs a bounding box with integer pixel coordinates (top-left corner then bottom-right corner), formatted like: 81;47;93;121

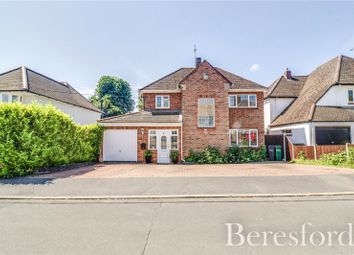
185;145;267;164
0;103;103;178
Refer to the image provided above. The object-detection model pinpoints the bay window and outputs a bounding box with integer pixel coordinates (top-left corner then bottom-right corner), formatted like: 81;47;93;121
229;129;258;147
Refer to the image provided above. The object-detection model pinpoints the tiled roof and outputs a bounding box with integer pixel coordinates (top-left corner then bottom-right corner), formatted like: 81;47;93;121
140;68;193;91
266;75;307;98
98;110;181;123
140;65;265;91
0;66;101;113
271;55;354;126
215;68;265;90
312;106;354;122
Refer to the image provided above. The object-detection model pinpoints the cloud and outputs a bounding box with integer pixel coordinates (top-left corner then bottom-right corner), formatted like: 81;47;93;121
250;64;260;72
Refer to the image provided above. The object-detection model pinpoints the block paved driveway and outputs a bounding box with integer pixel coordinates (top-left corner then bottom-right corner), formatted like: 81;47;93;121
1;162;354;197
65;162;354;179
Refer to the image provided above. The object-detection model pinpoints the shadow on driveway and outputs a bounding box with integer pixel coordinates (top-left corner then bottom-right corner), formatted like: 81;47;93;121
0;177;54;185
0;164;98;185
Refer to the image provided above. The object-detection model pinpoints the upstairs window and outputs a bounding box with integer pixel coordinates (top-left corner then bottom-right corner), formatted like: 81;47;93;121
229;94;257;108
155;95;170;109
349;90;354;104
0;93;22;103
198;98;215;128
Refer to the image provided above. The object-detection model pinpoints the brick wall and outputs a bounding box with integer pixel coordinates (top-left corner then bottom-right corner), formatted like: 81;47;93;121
143;93;182;111
229;92;265;145
181;61;230;158
103;126;181;163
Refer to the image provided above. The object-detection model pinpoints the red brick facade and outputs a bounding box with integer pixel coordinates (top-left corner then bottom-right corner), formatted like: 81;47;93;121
229;92;265;146
181;61;230;157
143;93;182;111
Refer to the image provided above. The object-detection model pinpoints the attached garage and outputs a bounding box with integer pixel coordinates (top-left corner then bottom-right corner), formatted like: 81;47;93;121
98;111;182;163
103;129;138;162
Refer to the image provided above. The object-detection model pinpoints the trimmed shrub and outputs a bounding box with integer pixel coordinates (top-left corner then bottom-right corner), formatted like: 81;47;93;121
225;145;266;163
0;103;103;178
185;146;225;164
185;145;267;164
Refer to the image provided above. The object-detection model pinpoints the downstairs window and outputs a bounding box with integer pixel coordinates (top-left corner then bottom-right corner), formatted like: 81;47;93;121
229;129;258;147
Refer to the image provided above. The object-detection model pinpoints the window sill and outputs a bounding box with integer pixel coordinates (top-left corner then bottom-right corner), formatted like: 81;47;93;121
229;106;258;109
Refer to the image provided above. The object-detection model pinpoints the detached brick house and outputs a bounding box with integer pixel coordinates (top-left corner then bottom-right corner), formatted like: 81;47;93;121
99;59;266;163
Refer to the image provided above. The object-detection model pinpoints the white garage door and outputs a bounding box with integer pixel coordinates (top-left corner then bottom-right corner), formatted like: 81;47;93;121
103;129;138;162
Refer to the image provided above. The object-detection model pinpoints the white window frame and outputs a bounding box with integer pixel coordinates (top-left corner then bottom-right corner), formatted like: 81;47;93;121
229;129;258;147
155;95;170;109
228;94;257;108
148;129;179;150
198;98;215;128
148;130;157;150
171;130;179;150
349;89;354;104
0;93;22;103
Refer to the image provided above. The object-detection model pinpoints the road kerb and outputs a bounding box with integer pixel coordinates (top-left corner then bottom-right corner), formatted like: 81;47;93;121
1;191;354;201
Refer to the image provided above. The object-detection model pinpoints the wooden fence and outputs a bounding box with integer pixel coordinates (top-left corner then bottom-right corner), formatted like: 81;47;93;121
287;137;353;160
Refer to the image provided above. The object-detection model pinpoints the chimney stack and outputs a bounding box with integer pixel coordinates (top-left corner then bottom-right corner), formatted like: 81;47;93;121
284;68;292;80
195;57;202;67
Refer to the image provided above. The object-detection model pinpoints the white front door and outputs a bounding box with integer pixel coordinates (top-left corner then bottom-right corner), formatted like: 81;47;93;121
157;130;171;163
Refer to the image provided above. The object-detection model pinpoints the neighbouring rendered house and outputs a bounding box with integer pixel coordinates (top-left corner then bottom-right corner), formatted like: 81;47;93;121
98;59;266;163
265;55;354;146
0;66;101;125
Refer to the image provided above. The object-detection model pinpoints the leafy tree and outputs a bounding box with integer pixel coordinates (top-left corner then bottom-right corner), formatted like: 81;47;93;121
90;76;134;118
137;96;143;111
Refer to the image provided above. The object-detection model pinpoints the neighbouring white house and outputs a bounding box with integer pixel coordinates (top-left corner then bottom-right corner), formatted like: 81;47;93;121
0;66;101;125
265;55;354;146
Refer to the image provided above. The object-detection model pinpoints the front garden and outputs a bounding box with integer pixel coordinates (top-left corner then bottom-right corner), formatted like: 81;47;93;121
294;148;354;168
0;103;103;178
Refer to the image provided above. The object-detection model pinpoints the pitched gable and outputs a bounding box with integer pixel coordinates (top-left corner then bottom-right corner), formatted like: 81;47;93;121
0;67;25;91
179;60;232;85
271;55;354;126
139;61;263;92
266;75;307;98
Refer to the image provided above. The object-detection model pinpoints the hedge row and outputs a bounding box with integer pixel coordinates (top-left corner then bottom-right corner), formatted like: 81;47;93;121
0;103;103;178
185;145;267;164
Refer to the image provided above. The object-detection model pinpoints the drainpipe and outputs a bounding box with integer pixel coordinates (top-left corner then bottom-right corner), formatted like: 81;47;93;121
283;132;287;161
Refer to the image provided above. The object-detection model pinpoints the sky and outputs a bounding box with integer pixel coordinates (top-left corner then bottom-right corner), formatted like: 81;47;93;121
1;1;354;104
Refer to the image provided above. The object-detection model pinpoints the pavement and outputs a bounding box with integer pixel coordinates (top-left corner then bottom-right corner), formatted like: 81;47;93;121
0;163;354;197
1;197;354;254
